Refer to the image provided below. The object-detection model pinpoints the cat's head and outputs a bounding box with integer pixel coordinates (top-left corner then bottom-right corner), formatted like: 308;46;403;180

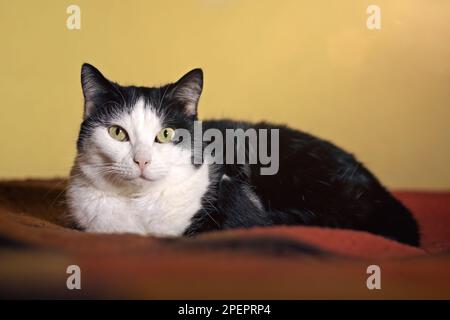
73;63;203;192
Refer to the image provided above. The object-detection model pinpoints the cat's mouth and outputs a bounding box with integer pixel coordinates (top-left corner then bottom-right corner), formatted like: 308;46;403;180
122;174;154;183
137;173;156;182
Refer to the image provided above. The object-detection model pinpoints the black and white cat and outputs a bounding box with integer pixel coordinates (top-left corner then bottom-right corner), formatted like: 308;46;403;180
67;64;420;246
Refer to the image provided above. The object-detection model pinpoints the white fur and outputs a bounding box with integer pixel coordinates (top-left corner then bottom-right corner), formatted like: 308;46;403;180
67;99;210;236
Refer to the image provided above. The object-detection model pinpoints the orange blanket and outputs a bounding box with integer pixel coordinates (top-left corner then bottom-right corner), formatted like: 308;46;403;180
0;179;449;299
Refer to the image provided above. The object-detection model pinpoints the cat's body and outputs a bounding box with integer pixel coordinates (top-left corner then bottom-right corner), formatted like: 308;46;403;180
67;64;420;246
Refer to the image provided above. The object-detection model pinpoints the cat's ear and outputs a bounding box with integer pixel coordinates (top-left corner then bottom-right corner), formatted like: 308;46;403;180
81;63;119;119
170;68;203;116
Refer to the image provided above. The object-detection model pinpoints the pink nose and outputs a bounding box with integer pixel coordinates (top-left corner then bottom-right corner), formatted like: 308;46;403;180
133;158;150;171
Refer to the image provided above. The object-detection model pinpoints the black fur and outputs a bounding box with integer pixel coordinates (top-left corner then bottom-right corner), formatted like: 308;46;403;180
79;64;420;247
186;120;420;247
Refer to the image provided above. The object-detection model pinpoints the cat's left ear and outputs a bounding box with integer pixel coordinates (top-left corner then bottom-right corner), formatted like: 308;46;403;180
170;68;203;116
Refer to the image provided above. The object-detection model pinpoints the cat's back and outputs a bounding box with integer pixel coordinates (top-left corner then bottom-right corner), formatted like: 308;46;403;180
202;119;419;246
202;118;351;167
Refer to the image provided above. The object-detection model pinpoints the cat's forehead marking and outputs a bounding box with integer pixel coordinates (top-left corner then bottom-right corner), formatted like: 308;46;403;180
121;98;162;142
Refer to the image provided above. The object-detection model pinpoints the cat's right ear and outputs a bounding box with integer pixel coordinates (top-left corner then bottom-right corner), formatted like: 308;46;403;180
81;63;118;119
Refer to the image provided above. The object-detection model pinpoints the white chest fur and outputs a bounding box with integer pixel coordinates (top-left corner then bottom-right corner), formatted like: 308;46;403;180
67;163;210;237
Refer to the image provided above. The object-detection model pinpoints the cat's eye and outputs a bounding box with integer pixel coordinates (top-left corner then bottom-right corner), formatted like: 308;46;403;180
108;125;128;142
156;127;175;143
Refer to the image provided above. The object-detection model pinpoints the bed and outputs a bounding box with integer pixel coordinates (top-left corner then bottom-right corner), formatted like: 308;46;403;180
0;179;449;299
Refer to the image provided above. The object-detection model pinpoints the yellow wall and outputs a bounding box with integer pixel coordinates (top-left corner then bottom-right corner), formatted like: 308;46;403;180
1;0;449;189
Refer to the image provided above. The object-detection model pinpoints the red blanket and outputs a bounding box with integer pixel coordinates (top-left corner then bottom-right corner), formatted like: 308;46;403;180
0;180;449;299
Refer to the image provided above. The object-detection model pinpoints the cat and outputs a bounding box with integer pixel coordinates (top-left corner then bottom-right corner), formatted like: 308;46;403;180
67;63;420;246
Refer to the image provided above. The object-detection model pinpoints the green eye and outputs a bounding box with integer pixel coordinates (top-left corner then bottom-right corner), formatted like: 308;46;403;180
108;125;128;142
156;127;175;143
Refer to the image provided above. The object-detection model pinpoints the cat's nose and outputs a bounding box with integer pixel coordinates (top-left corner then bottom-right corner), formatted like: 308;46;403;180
133;157;151;172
